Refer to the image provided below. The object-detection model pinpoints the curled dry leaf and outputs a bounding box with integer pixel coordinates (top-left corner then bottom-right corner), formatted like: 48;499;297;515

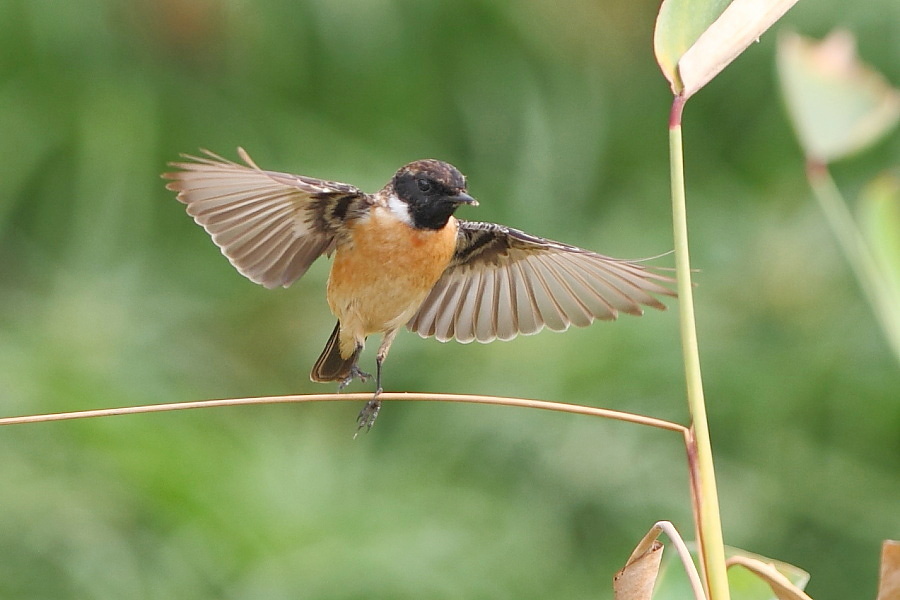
614;540;664;600
621;522;706;600
778;30;900;163
878;540;900;600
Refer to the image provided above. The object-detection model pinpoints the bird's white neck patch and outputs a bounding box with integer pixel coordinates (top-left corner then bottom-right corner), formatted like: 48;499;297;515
385;192;413;225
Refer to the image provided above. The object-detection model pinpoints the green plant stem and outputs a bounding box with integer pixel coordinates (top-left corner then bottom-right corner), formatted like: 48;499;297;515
807;161;900;363
669;96;730;600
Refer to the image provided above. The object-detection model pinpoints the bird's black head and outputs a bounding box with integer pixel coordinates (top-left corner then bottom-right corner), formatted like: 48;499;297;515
391;160;478;230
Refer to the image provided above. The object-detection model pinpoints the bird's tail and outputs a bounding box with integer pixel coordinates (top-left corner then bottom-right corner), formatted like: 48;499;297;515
310;321;359;382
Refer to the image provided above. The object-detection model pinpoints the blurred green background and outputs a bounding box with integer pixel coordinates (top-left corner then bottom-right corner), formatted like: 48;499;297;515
1;1;897;598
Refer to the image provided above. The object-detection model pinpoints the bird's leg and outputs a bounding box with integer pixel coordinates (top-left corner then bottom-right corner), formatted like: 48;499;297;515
338;365;371;390
354;356;384;434
374;352;385;396
355;330;397;434
338;342;370;392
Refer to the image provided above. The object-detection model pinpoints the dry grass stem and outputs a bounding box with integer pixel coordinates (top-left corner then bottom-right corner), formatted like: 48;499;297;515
0;392;688;433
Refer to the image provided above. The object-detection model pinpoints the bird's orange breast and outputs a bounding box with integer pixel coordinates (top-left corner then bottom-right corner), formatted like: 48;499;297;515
326;209;458;339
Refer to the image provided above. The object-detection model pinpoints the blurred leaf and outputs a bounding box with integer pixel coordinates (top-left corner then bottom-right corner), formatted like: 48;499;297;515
858;172;900;307
778;30;900;163
726;554;812;600
878;540;900;600
655;0;799;99
807;165;900;363
654;545;810;600
614;540;664;600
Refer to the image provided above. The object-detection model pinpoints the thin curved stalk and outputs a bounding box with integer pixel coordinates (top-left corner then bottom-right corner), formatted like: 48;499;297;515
0;392;687;433
628;521;707;600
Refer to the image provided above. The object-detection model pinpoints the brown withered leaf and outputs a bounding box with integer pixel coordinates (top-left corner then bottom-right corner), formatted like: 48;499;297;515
877;540;900;600
614;540;664;600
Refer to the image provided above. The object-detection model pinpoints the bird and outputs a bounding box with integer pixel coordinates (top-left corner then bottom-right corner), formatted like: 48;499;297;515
163;148;675;432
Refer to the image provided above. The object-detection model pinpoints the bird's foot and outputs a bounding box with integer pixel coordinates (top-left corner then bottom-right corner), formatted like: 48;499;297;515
338;365;371;392
353;388;383;438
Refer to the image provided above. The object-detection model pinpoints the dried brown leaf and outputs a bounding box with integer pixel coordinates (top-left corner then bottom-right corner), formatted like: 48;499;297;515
614;540;664;600
877;540;900;600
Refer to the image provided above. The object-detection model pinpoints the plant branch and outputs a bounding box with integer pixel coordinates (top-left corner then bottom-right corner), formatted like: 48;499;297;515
669;96;730;600
0;392;687;433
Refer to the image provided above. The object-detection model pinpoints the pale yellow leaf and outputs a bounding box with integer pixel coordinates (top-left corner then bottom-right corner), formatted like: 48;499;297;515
654;0;799;99
678;0;799;99
654;0;731;95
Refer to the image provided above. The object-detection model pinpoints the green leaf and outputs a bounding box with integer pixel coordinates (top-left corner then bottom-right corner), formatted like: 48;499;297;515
858;172;900;312
727;555;812;600
655;0;799;99
652;545;810;600
778;30;900;163
655;0;731;94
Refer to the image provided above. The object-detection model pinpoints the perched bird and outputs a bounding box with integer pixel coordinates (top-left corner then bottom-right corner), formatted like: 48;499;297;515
164;149;674;431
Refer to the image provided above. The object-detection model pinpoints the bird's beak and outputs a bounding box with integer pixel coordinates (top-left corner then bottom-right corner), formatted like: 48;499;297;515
454;192;479;206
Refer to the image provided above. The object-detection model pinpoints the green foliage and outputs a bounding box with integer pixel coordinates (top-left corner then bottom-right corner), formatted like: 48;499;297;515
0;1;897;598
655;0;732;90
860;174;900;300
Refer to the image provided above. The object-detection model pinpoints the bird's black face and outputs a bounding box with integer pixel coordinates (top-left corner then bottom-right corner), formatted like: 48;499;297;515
392;160;478;230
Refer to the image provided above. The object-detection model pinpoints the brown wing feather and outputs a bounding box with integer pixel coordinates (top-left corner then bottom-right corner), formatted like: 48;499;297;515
163;148;371;288
408;221;676;343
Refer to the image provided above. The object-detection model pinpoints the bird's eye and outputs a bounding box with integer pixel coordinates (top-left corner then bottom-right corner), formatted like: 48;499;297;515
416;179;432;193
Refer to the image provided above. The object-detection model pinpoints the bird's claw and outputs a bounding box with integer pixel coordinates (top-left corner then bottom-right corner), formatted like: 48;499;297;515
338;365;371;391
353;389;383;438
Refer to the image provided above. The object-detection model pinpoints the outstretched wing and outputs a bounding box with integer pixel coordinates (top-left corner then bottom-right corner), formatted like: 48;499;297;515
408;221;676;343
163;148;371;288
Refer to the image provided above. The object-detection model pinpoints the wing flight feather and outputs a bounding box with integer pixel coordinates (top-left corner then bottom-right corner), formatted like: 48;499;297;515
408;221;675;343
164;148;370;288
